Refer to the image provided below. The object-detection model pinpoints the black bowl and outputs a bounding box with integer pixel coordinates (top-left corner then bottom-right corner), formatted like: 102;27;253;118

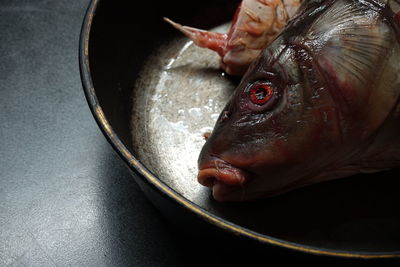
80;0;400;260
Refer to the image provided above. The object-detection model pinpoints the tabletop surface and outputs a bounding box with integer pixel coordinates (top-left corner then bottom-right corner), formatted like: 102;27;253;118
0;0;397;266
0;1;186;265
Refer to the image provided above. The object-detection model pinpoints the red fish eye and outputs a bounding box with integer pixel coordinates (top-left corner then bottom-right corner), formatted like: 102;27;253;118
249;83;273;105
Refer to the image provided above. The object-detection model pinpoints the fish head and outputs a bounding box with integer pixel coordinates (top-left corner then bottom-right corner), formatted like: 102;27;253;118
198;34;397;201
199;41;333;201
198;0;400;201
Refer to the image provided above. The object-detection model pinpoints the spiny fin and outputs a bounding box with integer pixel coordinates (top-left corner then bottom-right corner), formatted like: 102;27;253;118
303;0;393;90
163;17;227;56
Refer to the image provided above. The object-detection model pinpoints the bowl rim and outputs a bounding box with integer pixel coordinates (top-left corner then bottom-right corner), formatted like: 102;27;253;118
79;0;400;259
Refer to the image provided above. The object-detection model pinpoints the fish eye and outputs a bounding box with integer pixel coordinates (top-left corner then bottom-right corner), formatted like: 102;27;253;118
249;82;274;106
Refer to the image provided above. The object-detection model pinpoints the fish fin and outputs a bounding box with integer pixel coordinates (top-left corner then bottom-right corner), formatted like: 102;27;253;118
163;18;227;56
304;0;393;90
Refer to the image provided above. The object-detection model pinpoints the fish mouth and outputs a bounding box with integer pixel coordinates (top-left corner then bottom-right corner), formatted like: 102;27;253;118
198;157;252;201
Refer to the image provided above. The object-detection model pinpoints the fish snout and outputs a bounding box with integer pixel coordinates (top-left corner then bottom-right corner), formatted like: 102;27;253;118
198;157;252;201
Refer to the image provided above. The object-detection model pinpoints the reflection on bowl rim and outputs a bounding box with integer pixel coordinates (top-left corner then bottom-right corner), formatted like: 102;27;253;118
79;0;399;259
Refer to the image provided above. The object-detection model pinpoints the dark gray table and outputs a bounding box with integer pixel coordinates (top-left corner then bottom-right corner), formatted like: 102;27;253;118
0;1;191;266
1;0;396;266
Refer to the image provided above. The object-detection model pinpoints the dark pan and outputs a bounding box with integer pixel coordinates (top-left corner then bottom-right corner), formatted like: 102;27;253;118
80;0;400;259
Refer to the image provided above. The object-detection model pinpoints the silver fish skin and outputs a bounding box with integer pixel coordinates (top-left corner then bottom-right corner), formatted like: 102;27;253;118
198;0;400;201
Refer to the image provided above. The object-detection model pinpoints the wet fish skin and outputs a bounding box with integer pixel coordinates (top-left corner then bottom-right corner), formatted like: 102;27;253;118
198;0;400;201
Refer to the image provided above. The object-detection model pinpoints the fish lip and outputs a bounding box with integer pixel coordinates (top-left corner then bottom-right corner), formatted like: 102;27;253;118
211;181;245;202
198;156;253;200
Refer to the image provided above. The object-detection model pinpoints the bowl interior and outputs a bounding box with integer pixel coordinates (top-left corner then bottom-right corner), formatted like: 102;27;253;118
87;0;400;255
